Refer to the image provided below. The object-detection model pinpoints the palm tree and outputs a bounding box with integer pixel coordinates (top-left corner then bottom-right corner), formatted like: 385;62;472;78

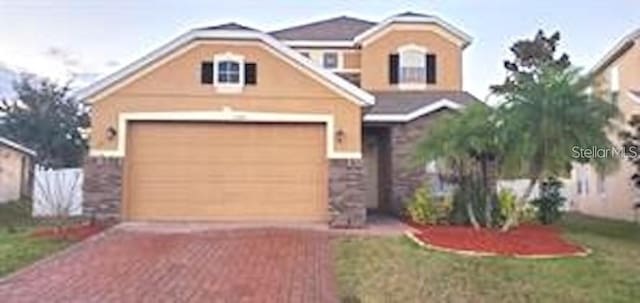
497;65;620;231
414;103;501;229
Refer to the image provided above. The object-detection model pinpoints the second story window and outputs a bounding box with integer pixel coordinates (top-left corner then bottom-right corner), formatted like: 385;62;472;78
399;49;426;84
213;52;245;93
391;44;436;89
609;66;620;105
323;52;339;69
217;61;240;84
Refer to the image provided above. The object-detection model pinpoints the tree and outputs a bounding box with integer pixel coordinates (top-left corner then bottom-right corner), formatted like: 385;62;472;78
493;31;619;231
491;30;570;94
414;103;502;229
0;74;89;168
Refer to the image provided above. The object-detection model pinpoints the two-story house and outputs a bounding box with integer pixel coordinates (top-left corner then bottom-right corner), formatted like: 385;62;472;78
79;12;480;228
572;29;640;221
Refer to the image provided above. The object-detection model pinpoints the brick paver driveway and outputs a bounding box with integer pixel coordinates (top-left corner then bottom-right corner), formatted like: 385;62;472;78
0;227;338;303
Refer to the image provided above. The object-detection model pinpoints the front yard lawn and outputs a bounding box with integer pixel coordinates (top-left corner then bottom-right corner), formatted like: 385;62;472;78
0;200;73;278
334;214;640;303
0;230;70;277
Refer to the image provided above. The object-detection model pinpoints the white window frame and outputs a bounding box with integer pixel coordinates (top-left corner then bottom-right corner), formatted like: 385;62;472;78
610;66;620;92
213;52;245;93
397;44;428;90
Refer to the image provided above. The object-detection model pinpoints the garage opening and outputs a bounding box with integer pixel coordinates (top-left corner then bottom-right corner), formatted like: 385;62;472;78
124;121;328;222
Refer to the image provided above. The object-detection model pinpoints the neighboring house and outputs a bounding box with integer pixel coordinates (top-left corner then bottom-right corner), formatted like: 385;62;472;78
78;12;480;227
0;137;35;203
571;28;640;221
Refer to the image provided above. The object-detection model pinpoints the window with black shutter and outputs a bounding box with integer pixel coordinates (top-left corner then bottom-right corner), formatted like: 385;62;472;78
389;54;399;84
426;54;436;84
201;61;214;84
244;63;257;85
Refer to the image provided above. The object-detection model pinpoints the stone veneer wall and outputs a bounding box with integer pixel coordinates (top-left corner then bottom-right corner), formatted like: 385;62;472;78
328;159;366;228
83;157;123;219
389;111;445;216
83;156;367;228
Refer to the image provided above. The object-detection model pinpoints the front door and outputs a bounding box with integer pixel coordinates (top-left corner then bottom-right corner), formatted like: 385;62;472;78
364;135;379;210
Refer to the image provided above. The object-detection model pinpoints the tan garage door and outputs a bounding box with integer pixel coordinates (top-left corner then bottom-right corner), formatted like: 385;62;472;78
124;122;328;221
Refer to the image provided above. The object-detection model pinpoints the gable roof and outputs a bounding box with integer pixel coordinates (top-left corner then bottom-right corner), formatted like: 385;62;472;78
354;12;473;48
0;137;36;156
74;24;374;106
198;22;258;31
590;28;640;75
364;90;480;122
270;16;375;41
270;12;472;49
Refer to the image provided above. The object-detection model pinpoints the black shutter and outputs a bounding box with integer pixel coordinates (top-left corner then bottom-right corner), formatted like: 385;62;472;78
201;61;213;84
245;62;257;85
426;54;436;84
389;54;399;84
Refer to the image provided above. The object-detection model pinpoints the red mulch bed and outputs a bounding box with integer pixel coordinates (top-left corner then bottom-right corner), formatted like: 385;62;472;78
408;223;587;257
31;223;108;241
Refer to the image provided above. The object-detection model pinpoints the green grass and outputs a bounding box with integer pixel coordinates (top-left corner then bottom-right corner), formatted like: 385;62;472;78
334;214;640;303
0;200;72;277
0;230;70;277
0;199;38;230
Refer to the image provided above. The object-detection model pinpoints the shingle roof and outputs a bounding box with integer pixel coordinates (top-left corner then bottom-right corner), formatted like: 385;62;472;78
394;11;434;18
270;16;376;41
367;90;480;115
198;22;258;31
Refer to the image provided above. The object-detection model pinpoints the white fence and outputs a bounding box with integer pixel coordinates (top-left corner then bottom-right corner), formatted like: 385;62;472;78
32;167;83;217
498;178;572;211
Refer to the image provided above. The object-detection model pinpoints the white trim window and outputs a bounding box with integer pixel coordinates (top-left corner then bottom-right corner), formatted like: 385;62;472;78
398;44;427;89
213;52;244;93
609;66;620;105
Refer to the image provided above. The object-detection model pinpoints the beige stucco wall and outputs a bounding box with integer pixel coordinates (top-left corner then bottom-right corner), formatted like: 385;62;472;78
343;51;361;69
359;23;464;91
90;40;363;154
0;145;27;203
572;39;640;221
290;48;361;71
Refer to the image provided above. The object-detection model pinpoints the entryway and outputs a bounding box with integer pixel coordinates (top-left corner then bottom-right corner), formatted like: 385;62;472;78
363;126;392;216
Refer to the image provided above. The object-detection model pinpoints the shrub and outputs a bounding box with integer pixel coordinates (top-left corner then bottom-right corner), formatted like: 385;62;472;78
498;188;517;222
497;188;538;226
531;177;565;224
407;186;437;225
448;175;497;227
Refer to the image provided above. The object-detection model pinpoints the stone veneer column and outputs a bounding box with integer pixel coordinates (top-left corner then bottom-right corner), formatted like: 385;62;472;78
389;113;445;216
83;156;123;220
328;159;366;228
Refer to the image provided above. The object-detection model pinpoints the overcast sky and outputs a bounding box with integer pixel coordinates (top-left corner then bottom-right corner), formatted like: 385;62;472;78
0;0;638;99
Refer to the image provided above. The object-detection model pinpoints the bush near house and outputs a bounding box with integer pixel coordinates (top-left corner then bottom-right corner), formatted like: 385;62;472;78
531;177;566;224
406;185;451;225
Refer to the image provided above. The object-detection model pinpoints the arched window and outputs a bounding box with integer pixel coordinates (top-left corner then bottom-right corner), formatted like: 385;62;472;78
397;44;427;88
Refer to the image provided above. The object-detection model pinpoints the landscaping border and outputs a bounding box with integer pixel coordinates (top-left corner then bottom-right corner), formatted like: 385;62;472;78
405;230;592;259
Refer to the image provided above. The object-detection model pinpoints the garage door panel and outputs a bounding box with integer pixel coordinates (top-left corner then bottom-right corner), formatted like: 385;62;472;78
125;122;328;221
129;164;325;183
130;148;324;164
